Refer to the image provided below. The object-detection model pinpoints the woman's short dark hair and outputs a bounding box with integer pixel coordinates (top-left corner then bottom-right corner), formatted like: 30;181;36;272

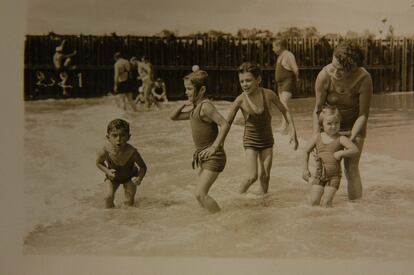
333;40;365;70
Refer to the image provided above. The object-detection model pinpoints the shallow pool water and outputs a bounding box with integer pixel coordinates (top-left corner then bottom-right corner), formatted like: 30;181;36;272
23;96;414;259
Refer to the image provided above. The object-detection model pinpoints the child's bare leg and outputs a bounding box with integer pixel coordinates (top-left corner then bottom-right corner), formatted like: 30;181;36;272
321;186;337;207
119;94;127;111
123;181;137;206
105;181;120;208
258;148;273;194
195;168;221;213
344;137;364;200
310;185;324;206
239;149;259;193
125;92;138;112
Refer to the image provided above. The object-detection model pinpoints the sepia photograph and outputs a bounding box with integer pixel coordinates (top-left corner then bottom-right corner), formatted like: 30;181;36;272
2;0;414;274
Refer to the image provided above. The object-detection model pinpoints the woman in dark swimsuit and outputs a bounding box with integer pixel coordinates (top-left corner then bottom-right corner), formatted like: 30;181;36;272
313;40;373;200
225;63;299;195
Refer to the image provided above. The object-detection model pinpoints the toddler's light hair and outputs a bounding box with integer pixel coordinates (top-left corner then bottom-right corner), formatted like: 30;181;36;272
318;106;341;128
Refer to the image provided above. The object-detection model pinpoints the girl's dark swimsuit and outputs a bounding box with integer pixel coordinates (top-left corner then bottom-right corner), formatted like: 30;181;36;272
243;88;274;151
190;99;226;172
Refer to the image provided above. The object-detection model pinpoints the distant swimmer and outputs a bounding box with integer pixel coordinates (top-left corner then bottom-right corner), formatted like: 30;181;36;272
53;40;77;71
113;52;138;112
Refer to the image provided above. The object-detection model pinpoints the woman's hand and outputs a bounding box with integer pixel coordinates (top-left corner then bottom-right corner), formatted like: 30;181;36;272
333;151;343;161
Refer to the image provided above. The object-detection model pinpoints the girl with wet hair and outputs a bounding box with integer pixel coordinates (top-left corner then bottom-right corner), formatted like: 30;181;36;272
170;69;229;213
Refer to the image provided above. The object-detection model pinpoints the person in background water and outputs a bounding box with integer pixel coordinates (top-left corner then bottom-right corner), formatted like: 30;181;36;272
313;40;373;200
96;119;147;208
113;52;138;112
136;56;154;109
170;70;230;213
151;77;168;103
303;106;359;207
53;40;77;71
224;62;298;195
272;38;300;133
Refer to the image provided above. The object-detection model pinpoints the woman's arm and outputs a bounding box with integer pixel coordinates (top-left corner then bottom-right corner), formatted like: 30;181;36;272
350;74;373;141
334;136;360;160
170;102;192;120
313;70;329;134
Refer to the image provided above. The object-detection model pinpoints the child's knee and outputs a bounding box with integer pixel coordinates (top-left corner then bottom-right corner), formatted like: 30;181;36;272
247;173;258;184
259;173;270;183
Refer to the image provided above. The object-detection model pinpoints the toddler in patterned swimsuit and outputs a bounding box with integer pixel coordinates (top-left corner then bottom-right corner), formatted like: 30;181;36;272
302;106;359;207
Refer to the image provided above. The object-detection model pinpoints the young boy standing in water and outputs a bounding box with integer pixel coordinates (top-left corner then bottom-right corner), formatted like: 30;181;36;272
302;107;359;207
96;119;147;208
224;62;298;195
170;70;229;213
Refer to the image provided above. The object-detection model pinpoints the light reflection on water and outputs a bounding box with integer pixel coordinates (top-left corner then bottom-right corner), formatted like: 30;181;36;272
23;96;414;259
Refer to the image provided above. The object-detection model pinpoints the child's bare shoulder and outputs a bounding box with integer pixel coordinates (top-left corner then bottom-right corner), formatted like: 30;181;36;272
263;88;276;96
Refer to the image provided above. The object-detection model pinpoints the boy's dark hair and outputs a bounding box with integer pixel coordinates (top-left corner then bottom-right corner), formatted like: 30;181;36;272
107;119;130;135
238;62;261;78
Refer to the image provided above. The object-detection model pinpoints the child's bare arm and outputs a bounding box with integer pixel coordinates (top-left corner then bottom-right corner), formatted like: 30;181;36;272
334;136;360;160
96;149;115;180
302;135;317;181
226;96;242;126
270;92;299;150
170;102;192;120
132;151;147;185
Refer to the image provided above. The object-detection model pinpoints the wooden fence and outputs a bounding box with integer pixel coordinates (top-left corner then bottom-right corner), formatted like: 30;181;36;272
24;35;414;100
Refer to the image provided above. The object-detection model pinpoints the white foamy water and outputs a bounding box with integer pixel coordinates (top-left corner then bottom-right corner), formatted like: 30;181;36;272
23;96;414;259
